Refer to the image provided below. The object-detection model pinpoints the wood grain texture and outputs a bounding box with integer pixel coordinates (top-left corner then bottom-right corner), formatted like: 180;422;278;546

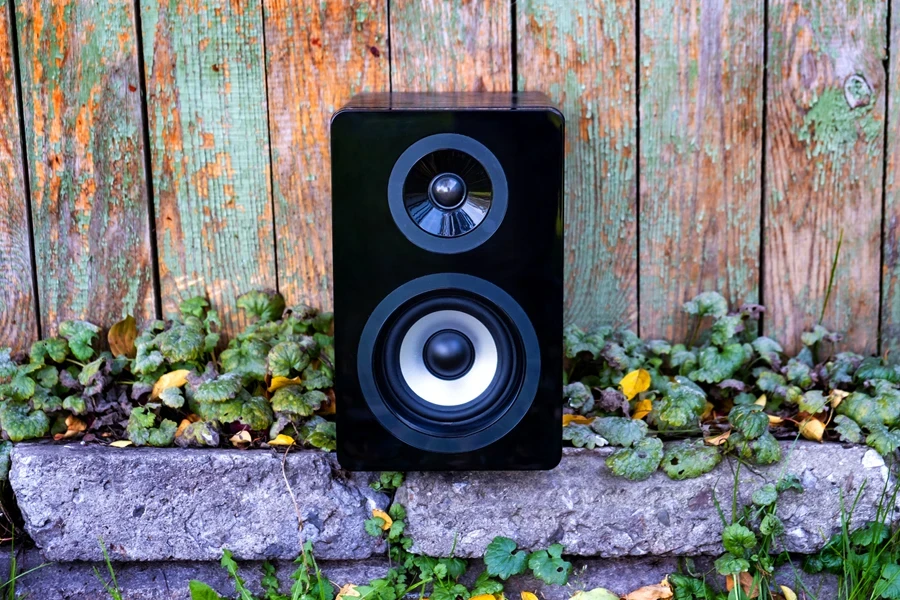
141;0;275;337
263;0;388;311
883;0;900;356
518;0;637;329
639;0;763;341
15;0;155;336
0;0;37;351
765;0;886;354
390;0;511;92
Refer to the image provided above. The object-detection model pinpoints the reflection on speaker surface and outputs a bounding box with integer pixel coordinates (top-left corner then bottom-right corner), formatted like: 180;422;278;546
402;149;492;238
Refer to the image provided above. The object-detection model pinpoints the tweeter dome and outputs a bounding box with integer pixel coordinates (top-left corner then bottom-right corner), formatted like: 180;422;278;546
332;92;564;471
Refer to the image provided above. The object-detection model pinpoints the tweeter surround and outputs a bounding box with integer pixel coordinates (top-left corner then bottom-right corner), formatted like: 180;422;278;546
357;273;540;454
388;133;509;253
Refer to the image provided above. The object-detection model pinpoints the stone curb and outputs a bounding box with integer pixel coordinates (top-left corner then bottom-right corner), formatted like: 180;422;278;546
10;444;389;562
396;441;894;558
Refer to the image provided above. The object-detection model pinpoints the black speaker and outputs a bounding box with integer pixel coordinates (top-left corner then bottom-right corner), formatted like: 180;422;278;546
331;92;564;471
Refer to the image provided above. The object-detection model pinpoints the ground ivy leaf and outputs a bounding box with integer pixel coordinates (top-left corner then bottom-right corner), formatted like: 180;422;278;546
798;390;827;414
866;424;900;455
590;417;647;447
729;403;768;440
195;373;243;403
751;337;783;366
801;324;840;348
562;423;607;449
470;572;503;597
570;590;619;600
483;537;528;580
875;564;900;599
563;325;609;359
661;440;722;480
302;416;336;451
750;431;782;465
760;514;784;536
302;364;333;390
656;376;706;428
833;415;863;444
606;437;664;481
850;522;889;547
690;344;749;384
159;386;185;409
0;402;49;441
683;292;728;319
722;523;757;556
855;357;900;384
271;386;325;417
157;324;206;363
58;320;100;361
527;544;571;586
752;483;778;507
564;382;594;413
236;290;286;324
268;341;312;378
179;297;210;319
29;337;69;365
710;314;743;346
220;339;269;382
714;555;750;575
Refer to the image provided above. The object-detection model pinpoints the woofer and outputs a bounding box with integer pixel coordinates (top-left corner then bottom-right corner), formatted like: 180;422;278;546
357;274;540;453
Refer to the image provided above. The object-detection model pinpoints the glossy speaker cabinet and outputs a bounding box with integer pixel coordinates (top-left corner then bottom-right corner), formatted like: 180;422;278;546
332;92;564;471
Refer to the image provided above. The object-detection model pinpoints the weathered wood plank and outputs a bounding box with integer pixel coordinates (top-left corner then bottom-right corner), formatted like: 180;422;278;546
263;0;389;311
141;0;275;337
639;0;763;341
881;0;900;356
0;0;37;351
390;0;511;92
16;0;156;336
765;0;886;354
518;0;637;329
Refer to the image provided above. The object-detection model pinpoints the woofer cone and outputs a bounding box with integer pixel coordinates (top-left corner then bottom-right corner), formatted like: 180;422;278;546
358;274;540;453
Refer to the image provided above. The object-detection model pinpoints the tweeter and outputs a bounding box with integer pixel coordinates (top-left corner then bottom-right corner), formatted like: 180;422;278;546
332;92;564;471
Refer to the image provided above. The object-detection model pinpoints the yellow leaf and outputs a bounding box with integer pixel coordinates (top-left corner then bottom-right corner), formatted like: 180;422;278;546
563;414;594;426
768;415;784;425
780;586;797;600
829;389;849;409
700;402;714;420
704;430;731;446
624;581;673;600
799;417;825;442
620;369;651;400
726;573;759;598
372;509;393;531
521;592;539;600
54;415;88;440
151;369;191;400
175;418;192;439
337;584;361;600
109;440;133;448
754;394;767;407
230;430;252;446
632;398;653;420
268;376;302;392
470;595;496;600
108;315;137;358
269;434;296;447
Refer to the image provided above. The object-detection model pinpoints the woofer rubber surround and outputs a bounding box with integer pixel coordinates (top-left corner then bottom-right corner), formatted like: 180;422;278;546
357;274;540;453
388;134;508;254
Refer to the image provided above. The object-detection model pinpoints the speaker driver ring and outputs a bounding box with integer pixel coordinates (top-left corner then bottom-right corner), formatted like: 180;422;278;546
399;310;498;406
388;134;508;254
358;274;540;454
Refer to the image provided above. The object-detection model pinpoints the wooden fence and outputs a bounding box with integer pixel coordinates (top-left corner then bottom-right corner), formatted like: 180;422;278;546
0;0;896;356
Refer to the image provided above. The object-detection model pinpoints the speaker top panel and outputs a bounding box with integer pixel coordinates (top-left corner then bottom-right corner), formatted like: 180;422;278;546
336;91;562;113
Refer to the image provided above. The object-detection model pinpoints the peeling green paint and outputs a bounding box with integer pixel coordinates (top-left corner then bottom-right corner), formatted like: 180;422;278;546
141;0;275;337
16;0;155;335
